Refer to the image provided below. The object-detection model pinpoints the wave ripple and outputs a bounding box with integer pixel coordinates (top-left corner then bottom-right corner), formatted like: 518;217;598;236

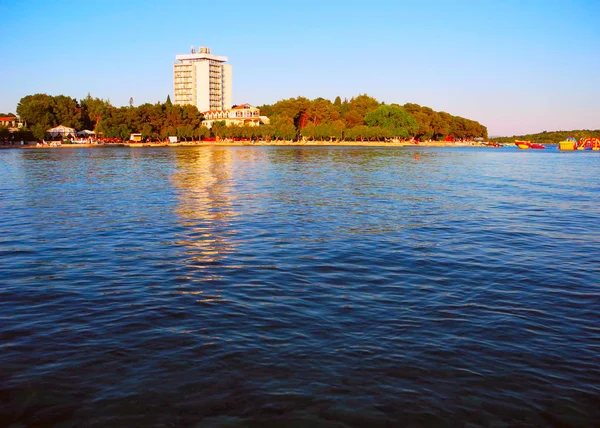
1;147;599;426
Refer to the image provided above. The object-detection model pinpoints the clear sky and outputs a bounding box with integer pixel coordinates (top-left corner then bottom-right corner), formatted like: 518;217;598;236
2;0;599;136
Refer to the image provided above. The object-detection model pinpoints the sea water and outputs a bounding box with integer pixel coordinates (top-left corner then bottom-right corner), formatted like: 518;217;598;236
1;146;599;426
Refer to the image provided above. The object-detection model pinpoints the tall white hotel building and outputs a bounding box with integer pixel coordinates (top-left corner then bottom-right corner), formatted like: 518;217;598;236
173;46;232;112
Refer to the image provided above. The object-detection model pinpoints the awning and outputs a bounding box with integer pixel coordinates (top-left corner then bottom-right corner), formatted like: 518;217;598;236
47;125;76;137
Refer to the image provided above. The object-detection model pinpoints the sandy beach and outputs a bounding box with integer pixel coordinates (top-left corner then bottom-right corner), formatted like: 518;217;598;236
10;140;493;149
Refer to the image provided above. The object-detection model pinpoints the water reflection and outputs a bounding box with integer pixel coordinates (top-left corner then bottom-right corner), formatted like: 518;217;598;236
171;148;243;266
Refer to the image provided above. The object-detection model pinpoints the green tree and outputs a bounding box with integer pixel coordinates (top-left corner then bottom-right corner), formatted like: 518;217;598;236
81;94;112;132
332;119;345;140
211;121;227;139
176;125;194;141
344;109;363;128
300;123;316;140
52;95;82;129
195;125;210;140
364;105;418;139
314;122;338;141
269;96;310;130
16;94;56;139
404;103;432;139
349;94;380;118
305;98;339;125
269;115;296;140
346;125;371;141
431;112;450;140
437;112;453;139
451;117;467;139
256;104;274;117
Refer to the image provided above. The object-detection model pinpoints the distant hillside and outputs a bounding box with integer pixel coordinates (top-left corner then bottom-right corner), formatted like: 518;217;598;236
491;130;600;144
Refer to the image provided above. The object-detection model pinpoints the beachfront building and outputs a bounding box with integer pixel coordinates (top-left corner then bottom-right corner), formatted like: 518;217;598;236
0;116;23;131
201;104;269;129
173;46;232;112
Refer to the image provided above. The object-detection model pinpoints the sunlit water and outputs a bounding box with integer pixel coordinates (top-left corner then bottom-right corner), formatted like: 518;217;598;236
1;146;599;427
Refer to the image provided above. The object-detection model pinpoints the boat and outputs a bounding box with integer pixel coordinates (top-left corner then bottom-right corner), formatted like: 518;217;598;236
515;140;545;150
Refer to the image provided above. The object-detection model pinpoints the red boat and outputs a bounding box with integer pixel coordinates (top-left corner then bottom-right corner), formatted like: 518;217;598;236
515;140;545;150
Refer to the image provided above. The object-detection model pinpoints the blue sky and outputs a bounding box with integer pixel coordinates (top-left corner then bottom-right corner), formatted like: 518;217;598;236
2;0;599;136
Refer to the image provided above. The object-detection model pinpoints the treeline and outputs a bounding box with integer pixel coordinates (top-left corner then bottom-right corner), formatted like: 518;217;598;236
16;94;205;141
491;129;600;145
15;93;488;141
258;95;487;141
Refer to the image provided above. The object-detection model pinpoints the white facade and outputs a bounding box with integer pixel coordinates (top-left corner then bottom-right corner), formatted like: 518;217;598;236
173;46;232;112
202;104;269;129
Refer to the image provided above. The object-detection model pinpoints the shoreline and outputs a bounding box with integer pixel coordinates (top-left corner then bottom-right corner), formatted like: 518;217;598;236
4;140;495;149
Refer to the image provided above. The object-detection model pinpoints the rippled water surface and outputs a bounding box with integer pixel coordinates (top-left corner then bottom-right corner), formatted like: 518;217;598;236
1;146;599;427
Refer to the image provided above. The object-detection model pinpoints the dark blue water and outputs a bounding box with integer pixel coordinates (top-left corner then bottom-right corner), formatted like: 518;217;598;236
1;146;599;427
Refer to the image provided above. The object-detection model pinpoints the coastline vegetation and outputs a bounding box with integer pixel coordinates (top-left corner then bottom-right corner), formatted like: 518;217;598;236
13;93;488;142
257;96;487;141
490;130;600;145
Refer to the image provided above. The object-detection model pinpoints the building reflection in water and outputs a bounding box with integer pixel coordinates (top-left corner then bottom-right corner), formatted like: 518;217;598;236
172;148;237;269
171;147;267;269
170;147;269;320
